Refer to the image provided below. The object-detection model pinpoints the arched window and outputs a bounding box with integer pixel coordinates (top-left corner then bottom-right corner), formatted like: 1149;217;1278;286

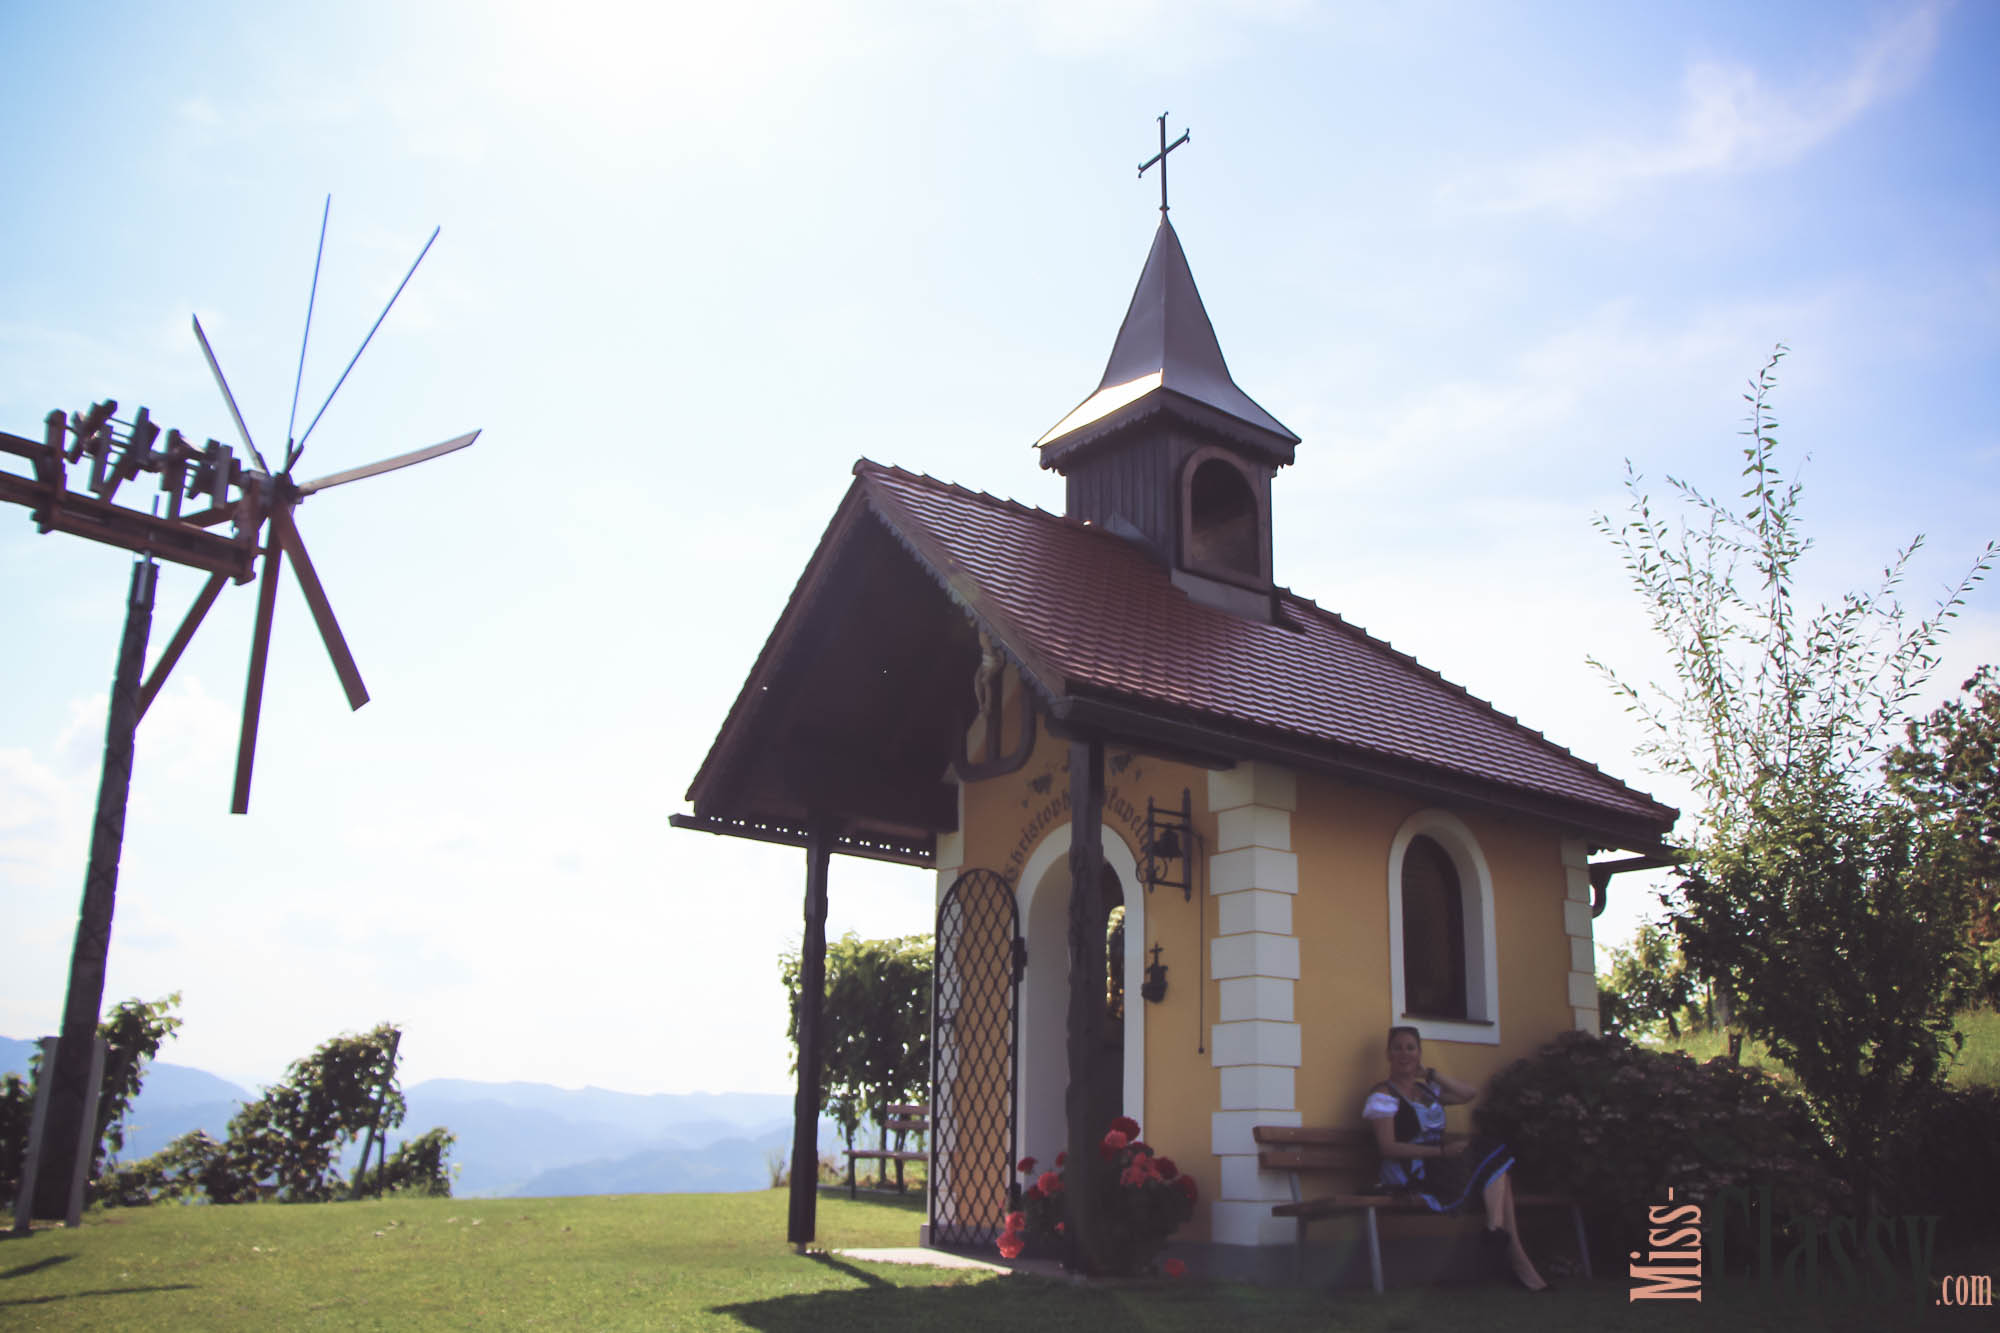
1386;810;1500;1045
1401;835;1466;1019
1186;456;1259;579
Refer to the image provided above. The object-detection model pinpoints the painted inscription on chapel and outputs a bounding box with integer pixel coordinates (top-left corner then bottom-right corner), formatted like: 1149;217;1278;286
1000;750;1152;886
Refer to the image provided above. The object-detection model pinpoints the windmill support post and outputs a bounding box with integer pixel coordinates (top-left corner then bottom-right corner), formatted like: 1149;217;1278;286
1063;737;1113;1273
29;558;156;1221
787;821;832;1250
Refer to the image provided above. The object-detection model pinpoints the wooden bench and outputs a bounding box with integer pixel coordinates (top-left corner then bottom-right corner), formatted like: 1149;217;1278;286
844;1103;929;1197
1253;1125;1591;1292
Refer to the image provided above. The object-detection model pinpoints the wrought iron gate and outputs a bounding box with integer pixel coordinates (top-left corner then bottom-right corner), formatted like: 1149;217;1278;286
929;868;1021;1248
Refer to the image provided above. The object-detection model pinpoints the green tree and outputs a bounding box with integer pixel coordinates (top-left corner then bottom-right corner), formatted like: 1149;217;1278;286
1594;347;1996;1205
780;933;932;1171
1591;347;1996;851
1888;665;2000;999
91;993;184;1188
217;1023;407;1202
1675;783;1984;1204
1597;923;1704;1040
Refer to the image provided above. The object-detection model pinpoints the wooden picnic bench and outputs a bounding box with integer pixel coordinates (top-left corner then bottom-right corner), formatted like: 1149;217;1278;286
844;1103;929;1197
1253;1125;1591;1293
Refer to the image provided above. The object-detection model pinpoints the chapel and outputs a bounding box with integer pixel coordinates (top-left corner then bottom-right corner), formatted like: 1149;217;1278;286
674;161;1678;1278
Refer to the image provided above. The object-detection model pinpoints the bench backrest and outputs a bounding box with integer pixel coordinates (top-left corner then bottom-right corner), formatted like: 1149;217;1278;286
1253;1125;1380;1191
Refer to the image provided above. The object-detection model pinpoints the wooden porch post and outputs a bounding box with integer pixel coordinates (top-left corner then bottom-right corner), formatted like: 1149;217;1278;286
1063;738;1110;1273
787;820;832;1249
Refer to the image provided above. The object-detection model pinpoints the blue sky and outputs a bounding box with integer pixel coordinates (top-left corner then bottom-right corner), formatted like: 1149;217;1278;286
3;1;1994;1096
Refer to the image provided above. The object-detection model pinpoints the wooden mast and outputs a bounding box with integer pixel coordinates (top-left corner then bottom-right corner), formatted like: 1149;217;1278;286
31;557;156;1218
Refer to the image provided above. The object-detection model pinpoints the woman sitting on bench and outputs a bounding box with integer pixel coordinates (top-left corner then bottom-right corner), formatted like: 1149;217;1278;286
1362;1025;1549;1291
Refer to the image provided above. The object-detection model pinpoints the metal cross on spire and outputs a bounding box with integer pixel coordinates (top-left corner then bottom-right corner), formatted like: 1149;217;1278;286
1138;112;1191;216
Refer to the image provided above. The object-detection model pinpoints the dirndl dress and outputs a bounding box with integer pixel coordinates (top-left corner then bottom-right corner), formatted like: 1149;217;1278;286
1360;1079;1515;1213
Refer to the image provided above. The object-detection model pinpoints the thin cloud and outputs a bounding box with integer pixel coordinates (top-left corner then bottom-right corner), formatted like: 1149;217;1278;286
1448;3;1945;216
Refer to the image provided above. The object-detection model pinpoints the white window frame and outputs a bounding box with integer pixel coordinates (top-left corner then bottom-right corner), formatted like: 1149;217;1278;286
1386;809;1500;1046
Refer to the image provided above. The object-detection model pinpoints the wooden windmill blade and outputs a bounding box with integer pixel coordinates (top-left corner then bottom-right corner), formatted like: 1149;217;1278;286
233;525;288;815
186;201;479;815
297;431;480;495
191;315;272;476
271;504;369;709
225;434;481;812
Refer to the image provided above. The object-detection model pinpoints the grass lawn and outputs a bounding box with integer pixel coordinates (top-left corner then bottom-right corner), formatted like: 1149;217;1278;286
1646;1005;2000;1088
3;1188;1994;1331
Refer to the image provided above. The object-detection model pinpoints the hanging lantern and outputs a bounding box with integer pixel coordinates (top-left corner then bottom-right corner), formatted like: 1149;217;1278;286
1143;787;1195;901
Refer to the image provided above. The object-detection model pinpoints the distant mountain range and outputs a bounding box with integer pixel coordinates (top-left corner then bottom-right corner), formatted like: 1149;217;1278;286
2;1036;845;1198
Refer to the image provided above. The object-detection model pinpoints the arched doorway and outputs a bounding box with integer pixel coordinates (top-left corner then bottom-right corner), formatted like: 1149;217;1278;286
1016;825;1145;1166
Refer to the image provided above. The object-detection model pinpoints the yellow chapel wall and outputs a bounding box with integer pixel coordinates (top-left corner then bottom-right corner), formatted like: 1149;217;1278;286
937;670;1592;1250
1289;773;1579;1125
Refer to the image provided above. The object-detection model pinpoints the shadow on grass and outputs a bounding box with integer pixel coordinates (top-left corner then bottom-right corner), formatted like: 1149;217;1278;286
2;1254;75;1281
0;1284;198;1308
805;1252;896;1289
717;1271;1339;1333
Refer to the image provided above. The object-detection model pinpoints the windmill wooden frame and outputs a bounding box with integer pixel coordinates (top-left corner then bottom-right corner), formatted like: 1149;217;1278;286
3;202;478;1227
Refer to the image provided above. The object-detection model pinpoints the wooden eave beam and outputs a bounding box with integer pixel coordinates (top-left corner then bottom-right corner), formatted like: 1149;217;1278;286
667;813;933;867
1587;852;1680;918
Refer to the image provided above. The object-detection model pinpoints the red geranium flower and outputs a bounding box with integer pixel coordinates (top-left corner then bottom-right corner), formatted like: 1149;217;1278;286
1164;1258;1187;1278
1055;1151;1067;1167
1024;1183;1044;1201
1004;1211;1026;1233
1155;1156;1179;1180
1018;1156;1037;1175
1127;1140;1151;1156
1099;1129;1129;1158
997;1232;1025;1259
1038;1170;1062;1195
1174;1174;1198;1202
1110;1115;1141;1138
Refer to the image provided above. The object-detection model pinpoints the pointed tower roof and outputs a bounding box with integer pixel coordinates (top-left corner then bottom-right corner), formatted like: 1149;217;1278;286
1037;219;1299;467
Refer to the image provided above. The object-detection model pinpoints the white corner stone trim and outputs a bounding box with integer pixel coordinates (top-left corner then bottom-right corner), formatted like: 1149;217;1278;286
1206;762;1300;1248
1560;837;1598;1034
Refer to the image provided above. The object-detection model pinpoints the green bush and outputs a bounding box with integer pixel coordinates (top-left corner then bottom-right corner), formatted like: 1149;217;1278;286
0;1073;32;1209
1475;1030;1843;1263
100;1130;232;1206
1880;1084;2000;1239
363;1127;457;1198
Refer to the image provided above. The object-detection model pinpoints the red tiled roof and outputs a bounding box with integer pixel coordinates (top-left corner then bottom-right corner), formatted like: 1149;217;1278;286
857;460;1676;837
